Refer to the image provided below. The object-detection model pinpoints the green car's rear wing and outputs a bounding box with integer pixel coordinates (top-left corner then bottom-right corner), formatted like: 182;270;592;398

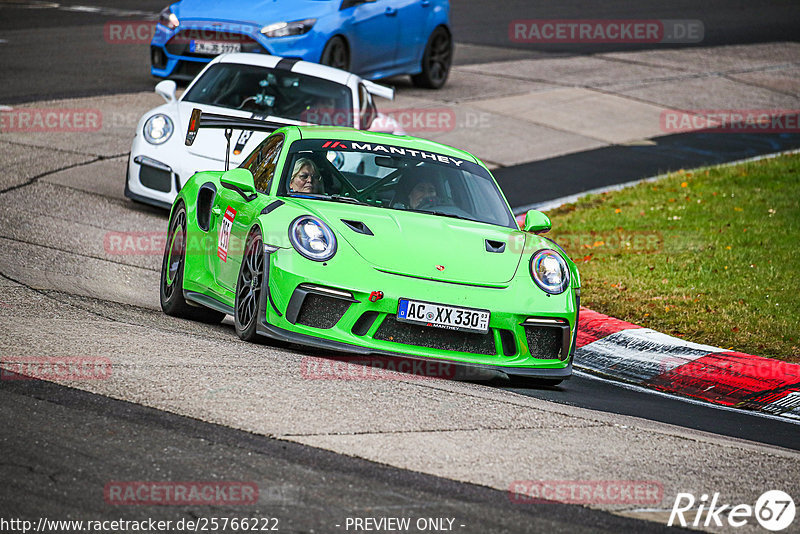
185;108;289;170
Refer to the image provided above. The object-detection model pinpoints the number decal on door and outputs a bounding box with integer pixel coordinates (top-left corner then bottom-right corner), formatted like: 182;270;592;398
217;206;237;262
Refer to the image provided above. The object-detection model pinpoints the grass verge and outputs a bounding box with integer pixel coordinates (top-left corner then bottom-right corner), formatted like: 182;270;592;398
546;152;799;363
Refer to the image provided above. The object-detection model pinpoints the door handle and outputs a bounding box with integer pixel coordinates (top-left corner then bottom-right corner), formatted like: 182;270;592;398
211;206;222;216
385;6;397;16
421;0;430;6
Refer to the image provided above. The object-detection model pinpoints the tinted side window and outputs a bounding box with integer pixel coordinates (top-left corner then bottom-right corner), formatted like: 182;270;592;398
242;135;284;193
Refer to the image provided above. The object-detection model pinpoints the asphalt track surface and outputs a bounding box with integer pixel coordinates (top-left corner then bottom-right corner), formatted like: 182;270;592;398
495;132;800;208
3;379;682;533
1;0;800;103
504;372;800;451
2;1;799;531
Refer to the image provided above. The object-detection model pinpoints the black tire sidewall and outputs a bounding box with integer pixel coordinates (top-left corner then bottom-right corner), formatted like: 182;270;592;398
160;204;188;314
412;26;452;89
321;36;349;71
234;229;263;341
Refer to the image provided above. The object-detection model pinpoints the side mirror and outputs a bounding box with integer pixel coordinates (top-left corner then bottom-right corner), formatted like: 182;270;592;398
155;80;177;104
220;168;257;201
523;209;551;234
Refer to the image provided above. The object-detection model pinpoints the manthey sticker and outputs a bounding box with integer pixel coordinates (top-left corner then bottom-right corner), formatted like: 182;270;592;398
320;140;466;167
217;206;237;262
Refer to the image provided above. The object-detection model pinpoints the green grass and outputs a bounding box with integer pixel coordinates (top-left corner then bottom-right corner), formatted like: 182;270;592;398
547;152;800;362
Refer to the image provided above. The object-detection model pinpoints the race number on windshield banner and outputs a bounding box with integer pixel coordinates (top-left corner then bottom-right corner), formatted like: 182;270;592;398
217;206;236;262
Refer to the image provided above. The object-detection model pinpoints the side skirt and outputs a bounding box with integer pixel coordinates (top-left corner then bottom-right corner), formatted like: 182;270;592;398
184;290;234;316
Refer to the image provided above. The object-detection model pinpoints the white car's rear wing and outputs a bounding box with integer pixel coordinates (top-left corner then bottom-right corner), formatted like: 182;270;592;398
362;80;394;101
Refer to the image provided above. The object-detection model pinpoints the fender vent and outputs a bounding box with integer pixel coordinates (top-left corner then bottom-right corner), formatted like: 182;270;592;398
261;200;284;215
342;219;373;236
485;240;506;253
196;183;216;231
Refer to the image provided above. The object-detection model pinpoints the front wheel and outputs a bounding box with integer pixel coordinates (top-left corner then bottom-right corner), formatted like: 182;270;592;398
320;36;350;71
160;204;226;323
234;228;265;342
411;26;452;89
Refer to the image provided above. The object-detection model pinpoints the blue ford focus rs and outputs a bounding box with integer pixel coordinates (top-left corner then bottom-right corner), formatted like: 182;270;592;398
151;0;453;88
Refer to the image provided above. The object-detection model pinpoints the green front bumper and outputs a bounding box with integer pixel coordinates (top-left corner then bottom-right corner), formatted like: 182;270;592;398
259;246;578;377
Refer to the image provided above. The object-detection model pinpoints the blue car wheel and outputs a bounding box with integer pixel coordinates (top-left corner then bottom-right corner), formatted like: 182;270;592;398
320;36;350;72
411;26;453;89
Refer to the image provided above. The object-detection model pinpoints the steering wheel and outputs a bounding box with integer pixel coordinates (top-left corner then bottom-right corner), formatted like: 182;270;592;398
319;160;362;200
415;196;444;210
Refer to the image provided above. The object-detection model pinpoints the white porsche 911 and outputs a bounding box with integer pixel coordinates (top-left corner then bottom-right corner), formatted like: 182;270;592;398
125;52;401;209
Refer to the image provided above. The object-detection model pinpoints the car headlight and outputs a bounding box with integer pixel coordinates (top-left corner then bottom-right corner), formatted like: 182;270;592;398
261;18;316;38
143;114;174;145
530;249;570;294
289;216;337;261
158;6;180;30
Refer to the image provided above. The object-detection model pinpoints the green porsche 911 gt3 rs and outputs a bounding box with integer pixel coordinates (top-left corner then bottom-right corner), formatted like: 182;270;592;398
160;111;580;383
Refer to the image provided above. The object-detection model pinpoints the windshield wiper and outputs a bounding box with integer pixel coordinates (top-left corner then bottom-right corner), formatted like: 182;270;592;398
328;194;367;205
289;193;368;205
407;208;474;222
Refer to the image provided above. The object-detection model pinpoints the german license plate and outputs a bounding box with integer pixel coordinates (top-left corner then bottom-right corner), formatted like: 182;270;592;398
191;40;241;55
397;299;490;334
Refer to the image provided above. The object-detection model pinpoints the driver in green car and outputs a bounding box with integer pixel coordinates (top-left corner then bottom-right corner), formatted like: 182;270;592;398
408;180;438;209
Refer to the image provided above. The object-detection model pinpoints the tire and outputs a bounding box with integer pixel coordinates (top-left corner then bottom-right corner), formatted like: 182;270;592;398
411;26;452;89
234;228;265;342
160;203;226;323
320;36;350;71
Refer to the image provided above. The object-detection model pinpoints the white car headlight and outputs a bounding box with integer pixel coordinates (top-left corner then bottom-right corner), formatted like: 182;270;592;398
530;249;570;294
289;216;337;261
159;6;179;29
261;19;316;38
143;114;174;145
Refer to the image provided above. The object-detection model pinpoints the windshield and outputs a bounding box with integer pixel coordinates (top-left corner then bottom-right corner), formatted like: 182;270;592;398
278;139;517;229
183;63;353;124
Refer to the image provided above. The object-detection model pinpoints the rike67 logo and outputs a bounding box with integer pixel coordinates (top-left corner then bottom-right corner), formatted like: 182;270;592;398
668;490;795;531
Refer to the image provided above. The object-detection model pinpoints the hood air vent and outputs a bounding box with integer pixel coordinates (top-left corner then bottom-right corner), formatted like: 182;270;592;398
342;219;374;236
